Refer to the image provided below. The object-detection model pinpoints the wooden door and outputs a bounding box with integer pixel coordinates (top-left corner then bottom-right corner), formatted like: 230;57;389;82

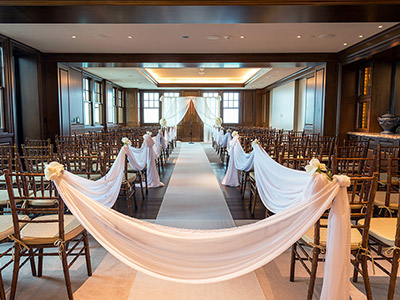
177;101;204;142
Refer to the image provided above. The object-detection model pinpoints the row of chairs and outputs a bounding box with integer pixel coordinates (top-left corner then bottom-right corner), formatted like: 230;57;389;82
215;127;400;299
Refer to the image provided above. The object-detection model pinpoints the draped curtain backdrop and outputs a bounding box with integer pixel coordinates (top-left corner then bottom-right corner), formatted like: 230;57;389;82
161;96;221;142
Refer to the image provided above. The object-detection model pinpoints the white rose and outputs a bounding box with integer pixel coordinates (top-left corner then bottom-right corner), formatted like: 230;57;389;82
44;162;64;181
159;118;167;127
121;137;132;146
232;131;239;137
305;158;326;175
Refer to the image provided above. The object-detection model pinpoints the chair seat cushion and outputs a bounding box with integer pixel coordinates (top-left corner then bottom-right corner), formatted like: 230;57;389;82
0;215;29;241
126;172;137;183
0;189;23;206
374;191;399;210
302;219;362;250
358;218;397;247
20;214;83;245
77;173;103;181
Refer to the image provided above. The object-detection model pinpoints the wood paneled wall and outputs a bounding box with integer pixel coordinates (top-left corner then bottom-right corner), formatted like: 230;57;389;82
263;64;338;136
338;45;400;140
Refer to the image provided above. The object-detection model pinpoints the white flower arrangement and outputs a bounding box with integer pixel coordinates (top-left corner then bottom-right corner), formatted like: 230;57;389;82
215;117;223;127
146;131;153;136
305;158;332;180
121;137;132;146
232;131;239;137
159;118;167;127
251;139;260;146
44;162;64;181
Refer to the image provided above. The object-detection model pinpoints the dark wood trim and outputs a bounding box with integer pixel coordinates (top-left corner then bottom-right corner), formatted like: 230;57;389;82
45;53;336;64
339;24;400;65
2;1;400;6
1;4;400;24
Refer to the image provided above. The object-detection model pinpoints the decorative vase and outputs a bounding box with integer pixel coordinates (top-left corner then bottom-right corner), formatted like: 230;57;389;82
377;113;399;134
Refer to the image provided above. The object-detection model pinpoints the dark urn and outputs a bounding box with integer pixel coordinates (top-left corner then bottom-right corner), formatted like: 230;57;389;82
377;113;399;134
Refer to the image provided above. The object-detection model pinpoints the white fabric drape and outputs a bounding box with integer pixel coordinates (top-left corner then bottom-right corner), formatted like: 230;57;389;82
161;96;220;142
124;135;164;188
48;137;350;299
221;135;252;187
51;153;349;300
222;138;351;299
162;97;192;127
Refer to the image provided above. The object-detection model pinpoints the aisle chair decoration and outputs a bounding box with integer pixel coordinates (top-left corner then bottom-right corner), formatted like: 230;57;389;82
44;131;351;300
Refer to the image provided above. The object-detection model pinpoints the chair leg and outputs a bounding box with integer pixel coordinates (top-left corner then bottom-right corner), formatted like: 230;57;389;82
388;250;400;300
60;246;74;300
38;248;43;277
0;270;5;300
29;248;37;277
138;173;145;200
360;254;373;300
352;261;359;282
132;186;137;210
9;245;21;300
125;184;133;216
307;247;320;300
251;192;258;217
290;243;296;282
83;231;92;277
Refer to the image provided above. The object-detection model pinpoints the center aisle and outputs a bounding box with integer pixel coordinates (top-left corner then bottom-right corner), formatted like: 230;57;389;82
128;142;266;300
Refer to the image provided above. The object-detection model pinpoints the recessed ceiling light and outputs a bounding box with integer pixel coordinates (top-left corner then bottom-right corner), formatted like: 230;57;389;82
128;35;133;39
343;42;348;46
71;35;76;39
359;34;364;38
182;35;190;39
240;35;245;39
206;35;221;40
318;33;335;39
378;25;384;29
297;35;301;39
224;35;232;40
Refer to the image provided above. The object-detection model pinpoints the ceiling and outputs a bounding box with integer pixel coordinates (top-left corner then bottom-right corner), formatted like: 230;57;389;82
1;22;395;89
0;22;397;89
0;23;397;54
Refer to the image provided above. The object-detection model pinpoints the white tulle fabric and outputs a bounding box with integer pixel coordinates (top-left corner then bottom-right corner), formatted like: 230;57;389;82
50;140;350;299
221;136;253;187
222;139;351;299
162;96;220;142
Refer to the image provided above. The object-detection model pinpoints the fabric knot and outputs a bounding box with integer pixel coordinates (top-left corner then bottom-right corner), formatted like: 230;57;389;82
44;162;64;181
9;234;30;260
54;239;65;260
333;175;350;187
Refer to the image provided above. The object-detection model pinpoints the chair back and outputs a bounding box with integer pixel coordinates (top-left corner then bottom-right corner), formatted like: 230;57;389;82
332;155;376;177
4;170;65;242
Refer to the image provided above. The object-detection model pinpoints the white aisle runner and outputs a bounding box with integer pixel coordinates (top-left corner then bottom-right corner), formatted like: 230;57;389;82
128;142;266;300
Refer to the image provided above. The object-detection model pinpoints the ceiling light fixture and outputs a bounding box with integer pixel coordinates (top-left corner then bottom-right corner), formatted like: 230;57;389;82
343;42;348;46
206;35;221;40
378;25;384;29
71;35;76;39
359;34;364;38
240;35;245;39
128;35;133;39
297;35;301;39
